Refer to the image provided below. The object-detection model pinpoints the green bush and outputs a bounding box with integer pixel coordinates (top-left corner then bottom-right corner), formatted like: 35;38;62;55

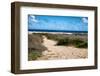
71;38;87;48
71;38;84;45
28;51;41;60
56;38;88;48
75;41;88;48
45;34;58;41
56;38;69;46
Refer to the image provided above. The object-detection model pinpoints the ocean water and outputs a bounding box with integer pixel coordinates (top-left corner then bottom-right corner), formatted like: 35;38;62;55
28;29;88;33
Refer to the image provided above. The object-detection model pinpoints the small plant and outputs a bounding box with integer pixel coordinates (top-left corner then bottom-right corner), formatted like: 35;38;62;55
56;38;69;46
28;51;42;60
71;38;84;45
71;38;87;48
56;37;88;48
75;41;88;48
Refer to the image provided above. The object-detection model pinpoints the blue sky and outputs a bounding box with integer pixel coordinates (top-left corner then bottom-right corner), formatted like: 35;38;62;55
28;15;88;32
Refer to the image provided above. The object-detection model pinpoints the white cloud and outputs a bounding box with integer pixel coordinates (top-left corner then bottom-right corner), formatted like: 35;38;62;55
31;15;38;23
82;17;88;23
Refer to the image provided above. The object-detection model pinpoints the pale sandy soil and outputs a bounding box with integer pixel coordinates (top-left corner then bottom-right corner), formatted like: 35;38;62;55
37;36;88;60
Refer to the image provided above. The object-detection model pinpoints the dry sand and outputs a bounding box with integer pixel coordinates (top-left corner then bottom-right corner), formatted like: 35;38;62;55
37;36;88;60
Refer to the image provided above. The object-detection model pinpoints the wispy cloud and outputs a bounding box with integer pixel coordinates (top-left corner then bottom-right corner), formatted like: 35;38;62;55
30;15;38;23
82;17;88;23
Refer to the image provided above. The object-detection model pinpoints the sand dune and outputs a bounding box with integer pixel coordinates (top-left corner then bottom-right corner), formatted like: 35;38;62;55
37;36;88;60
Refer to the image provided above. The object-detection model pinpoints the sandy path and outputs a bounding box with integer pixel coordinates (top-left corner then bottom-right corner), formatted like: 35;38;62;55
37;36;88;60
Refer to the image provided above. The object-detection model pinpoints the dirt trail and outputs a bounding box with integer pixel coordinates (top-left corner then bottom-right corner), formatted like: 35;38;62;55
37;36;88;60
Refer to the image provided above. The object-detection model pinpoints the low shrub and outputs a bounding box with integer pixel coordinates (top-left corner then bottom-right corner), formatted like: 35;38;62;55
75;41;88;48
56;38;88;48
56;38;69;46
71;38;87;48
28;51;41;60
45;34;59;41
71;38;84;45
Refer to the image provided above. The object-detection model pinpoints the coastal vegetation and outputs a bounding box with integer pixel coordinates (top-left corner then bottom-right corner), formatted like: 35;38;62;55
28;33;88;60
